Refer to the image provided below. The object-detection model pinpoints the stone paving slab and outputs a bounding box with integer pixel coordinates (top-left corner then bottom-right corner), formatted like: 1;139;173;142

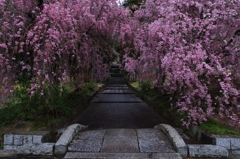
107;84;128;86
105;87;131;90
101;129;139;153
102;90;133;94
76;103;168;129
64;152;182;159
68;130;106;152
108;77;126;84
68;129;176;154
91;94;142;103
137;129;176;153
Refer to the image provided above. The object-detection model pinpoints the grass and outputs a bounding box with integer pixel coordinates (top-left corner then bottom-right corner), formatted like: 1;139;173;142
0;81;104;149
130;80;240;135
130;81;141;91
200;118;240;135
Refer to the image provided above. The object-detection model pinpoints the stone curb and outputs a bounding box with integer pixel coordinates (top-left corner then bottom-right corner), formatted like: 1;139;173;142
188;144;229;158
154;124;188;158
188;125;240;153
17;143;55;156
54;124;87;155
4;131;50;148
0;150;18;158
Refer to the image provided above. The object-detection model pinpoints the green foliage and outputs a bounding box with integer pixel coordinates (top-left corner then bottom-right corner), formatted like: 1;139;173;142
123;0;144;12
139;80;151;92
0;106;19;127
30;116;52;131
200;118;240;135
130;81;141;90
0;81;98;128
5;81;71;119
143;89;157;97
83;81;95;91
152;93;171;109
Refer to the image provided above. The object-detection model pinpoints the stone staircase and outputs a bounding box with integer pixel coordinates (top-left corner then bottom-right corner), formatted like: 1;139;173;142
64;128;181;159
1;75;238;159
64;152;181;159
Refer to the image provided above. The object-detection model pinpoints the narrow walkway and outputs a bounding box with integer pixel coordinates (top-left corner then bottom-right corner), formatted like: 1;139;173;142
75;76;169;129
64;76;182;158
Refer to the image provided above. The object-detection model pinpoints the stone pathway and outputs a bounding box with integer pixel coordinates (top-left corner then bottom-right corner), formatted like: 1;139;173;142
1;75;234;159
74;76;169;129
68;129;175;153
63;76;183;158
64;129;181;159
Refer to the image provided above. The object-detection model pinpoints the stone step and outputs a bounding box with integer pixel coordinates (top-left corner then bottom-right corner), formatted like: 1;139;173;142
107;84;128;87
91;94;142;103
102;90;133;94
105;87;130;90
64;152;182;159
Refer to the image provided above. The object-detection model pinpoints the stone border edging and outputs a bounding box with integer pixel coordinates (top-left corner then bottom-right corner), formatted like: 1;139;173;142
188;144;228;158
188;125;240;154
154;124;188;158
54;124;87;155
4;131;50;148
0;150;17;158
155;124;230;158
17;143;55;156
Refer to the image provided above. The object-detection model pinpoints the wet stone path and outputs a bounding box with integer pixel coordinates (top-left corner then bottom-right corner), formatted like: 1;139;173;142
75;76;169;129
64;76;181;158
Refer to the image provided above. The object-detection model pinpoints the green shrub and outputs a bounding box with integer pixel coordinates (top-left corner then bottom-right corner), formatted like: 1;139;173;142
139;80;151;92
83;81;95;91
200;118;240;135
0;106;19;127
0;80;99;128
0;81;71;126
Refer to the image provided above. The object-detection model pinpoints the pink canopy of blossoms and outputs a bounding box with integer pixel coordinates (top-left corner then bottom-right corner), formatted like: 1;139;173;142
0;0;240;127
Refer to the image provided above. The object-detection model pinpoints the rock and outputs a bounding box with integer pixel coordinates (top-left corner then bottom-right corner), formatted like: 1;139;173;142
188;125;201;140
0;150;18;157
217;137;231;149
13;135;23;146
154;124;188;158
4;134;13;145
17;143;54;156
230;138;240;150
211;134;240;150
3;145;18;150
232;150;240;155
4;131;50;148
32;135;42;144
56;127;67;141
188;144;229;158
54;124;87;155
23;135;33;145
